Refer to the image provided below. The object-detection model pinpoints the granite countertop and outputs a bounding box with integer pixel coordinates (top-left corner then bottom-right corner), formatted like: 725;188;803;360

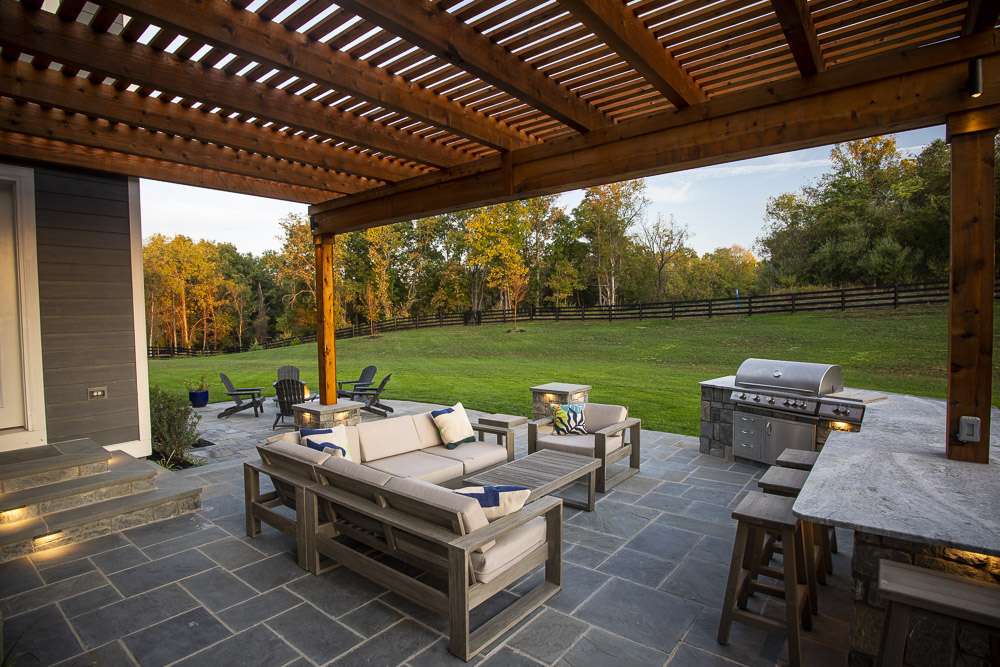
794;393;1000;556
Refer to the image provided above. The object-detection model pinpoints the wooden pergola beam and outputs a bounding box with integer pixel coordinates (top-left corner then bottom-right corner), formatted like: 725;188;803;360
557;0;705;108
0;0;466;168
102;0;535;152
0;129;334;203
770;0;826;75
311;31;1000;232
0;98;357;194
964;0;1000;35
0;61;415;183
335;0;608;133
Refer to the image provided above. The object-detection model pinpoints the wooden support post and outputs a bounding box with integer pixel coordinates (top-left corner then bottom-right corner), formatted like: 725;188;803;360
314;232;337;405
945;117;996;463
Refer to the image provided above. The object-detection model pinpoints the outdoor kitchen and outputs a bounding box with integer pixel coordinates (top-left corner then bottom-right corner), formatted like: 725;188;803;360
703;359;1000;665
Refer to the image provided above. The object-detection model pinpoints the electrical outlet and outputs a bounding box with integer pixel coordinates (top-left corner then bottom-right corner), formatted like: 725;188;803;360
88;386;108;400
957;416;981;443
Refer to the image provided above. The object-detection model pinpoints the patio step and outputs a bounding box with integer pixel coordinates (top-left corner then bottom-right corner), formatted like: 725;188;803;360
0;439;111;493
0;439;202;562
0;453;157;522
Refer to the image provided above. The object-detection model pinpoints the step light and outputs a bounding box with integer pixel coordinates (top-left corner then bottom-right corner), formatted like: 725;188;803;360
33;530;64;549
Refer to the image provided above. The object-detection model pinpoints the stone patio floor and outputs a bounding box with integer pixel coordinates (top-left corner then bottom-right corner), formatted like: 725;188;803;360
0;399;853;666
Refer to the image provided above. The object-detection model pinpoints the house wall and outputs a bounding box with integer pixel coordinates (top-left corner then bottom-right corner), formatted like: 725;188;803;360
34;166;147;453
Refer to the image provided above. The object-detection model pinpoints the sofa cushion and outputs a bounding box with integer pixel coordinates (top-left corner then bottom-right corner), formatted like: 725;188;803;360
364;451;464;484
456;485;531;521
411;412;443;448
584;403;628;433
261;439;331;466
383;477;489;535
430;403;476;449
552;403;586;435
303;424;352;459
320;456;392;487
471;517;546;583
423;443;507;475
535;433;622;456
356;416;423;461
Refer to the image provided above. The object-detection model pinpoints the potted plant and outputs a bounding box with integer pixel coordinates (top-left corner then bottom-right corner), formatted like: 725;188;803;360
186;376;210;408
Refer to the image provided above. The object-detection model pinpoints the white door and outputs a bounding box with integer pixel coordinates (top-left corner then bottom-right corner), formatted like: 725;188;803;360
0;182;26;431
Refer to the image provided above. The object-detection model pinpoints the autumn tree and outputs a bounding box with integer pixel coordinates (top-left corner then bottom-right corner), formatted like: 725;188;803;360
365;225;400;320
638;214;689;300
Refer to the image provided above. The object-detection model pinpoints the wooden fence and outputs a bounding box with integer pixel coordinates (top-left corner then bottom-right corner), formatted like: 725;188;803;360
148;279;1000;358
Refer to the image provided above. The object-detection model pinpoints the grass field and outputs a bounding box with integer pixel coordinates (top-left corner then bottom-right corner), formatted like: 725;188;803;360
148;305;1000;436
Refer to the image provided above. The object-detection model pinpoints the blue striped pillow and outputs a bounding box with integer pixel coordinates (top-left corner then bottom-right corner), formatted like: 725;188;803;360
455;485;531;521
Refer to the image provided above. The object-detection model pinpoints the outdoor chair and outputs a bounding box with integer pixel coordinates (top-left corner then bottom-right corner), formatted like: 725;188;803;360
217;373;265;419
528;402;641;492
272;378;307;429
276;365;300;381
351;373;394;417
337;365;377;399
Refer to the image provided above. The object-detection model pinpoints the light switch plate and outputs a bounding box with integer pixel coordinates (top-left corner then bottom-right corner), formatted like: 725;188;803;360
957;416;981;443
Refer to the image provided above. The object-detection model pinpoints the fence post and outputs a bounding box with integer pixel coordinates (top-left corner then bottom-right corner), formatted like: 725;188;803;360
671;303;676;319
555;306;560;321
639;303;643;320
609;304;613;322
748;296;753;316
791;293;796;314
708;300;713;318
841;289;846;311
893;284;899;308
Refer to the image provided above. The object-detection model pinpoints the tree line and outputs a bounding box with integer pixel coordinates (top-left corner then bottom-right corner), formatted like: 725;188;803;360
143;136;991;350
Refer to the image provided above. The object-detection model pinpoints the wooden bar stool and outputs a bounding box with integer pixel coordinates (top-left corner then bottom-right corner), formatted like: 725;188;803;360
718;492;815;667
775;450;838;556
878;559;1000;666
759;466;833;585
775;449;819;471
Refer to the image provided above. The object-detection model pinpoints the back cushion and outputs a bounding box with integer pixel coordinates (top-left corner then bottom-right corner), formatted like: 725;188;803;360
357;415;423;461
320;456;392;488
584;403;628;433
411;412;443;448
384;477;488;535
261;439;331;466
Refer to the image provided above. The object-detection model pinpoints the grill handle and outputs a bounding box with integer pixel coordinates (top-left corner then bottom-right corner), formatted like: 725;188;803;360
766;422;772;436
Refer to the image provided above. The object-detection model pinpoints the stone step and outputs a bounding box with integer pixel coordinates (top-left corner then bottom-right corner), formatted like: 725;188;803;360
0;479;201;562
0;439;111;494
0;453;157;522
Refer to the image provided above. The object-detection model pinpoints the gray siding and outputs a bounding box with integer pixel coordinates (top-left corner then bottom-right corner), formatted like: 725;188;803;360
35;167;140;447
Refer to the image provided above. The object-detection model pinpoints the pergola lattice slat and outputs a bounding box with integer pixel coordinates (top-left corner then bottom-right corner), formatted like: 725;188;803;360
100;0;537;153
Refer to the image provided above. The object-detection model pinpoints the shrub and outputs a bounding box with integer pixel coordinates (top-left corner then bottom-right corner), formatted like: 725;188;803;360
149;387;201;468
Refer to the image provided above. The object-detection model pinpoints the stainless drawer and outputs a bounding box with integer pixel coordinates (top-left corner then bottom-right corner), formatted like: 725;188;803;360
733;411;763;460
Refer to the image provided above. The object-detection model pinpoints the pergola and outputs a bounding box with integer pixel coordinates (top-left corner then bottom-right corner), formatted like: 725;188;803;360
1;0;997;463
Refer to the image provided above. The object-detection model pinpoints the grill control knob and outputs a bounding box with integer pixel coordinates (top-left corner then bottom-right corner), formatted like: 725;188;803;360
783;399;791;407
833;407;842;415
767;397;775;405
739;393;747;399
752;395;760;402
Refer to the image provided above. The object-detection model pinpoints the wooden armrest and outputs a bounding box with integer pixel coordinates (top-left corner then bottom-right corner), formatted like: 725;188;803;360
449;496;562;552
472;423;508;436
595;417;641;437
244;460;310;487
529;416;554;427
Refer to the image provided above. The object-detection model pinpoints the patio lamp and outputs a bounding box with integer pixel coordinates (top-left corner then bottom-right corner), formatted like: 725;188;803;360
969;58;983;98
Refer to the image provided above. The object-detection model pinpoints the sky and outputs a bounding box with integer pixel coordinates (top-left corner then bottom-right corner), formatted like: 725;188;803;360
139;126;946;257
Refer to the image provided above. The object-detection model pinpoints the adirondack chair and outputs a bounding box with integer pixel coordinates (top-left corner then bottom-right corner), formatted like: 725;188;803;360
217;373;265;419
351;373;394;417
272;378;307;429
337;365;376;400
276;365;300;381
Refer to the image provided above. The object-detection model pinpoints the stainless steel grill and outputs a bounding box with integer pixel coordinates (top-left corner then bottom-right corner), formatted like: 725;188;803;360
728;358;866;465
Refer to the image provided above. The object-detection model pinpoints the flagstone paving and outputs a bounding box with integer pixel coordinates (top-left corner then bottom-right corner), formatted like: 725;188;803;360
0;400;852;666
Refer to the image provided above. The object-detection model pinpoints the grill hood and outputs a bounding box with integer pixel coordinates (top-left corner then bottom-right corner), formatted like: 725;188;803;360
735;358;844;396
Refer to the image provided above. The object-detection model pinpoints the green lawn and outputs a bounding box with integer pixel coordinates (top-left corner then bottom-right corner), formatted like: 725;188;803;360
149;305;1000;436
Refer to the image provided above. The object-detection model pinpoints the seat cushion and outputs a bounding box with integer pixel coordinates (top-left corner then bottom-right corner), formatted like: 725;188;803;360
423;443;507;474
534;433;622;456
411;412;443;448
471;517;546;583
364;451;464;484
584;403;628;433
356;416;423;461
261;439;331;466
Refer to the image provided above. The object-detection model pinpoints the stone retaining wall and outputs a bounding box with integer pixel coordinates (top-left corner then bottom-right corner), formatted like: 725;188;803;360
850;530;1000;666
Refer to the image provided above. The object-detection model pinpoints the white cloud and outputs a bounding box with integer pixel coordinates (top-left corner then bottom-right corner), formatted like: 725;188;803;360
646;180;693;204
693;156;831;178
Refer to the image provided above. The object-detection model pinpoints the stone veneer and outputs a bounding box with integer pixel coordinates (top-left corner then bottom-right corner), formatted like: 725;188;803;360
699;381;831;460
850;530;1000;666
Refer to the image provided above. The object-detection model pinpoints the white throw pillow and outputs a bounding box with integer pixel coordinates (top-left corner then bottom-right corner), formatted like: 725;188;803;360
303;424;352;461
431;402;476;449
455;485;531;521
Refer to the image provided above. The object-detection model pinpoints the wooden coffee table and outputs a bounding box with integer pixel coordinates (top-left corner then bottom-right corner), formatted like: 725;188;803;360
463;450;602;511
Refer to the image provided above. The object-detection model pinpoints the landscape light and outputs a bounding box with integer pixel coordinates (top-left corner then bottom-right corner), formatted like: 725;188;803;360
969;58;983;98
33;530;64;548
0;506;27;523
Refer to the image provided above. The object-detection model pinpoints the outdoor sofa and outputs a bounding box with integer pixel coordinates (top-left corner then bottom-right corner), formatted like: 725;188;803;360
243;413;559;661
528;402;641;492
